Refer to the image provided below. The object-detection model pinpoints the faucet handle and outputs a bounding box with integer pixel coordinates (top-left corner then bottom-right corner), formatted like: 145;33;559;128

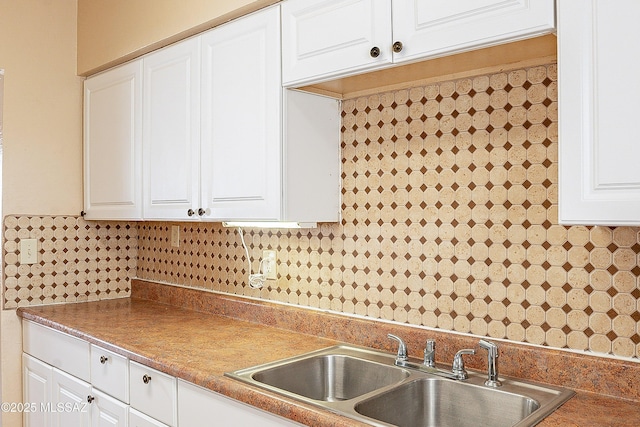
452;348;475;380
387;334;408;362
423;339;436;367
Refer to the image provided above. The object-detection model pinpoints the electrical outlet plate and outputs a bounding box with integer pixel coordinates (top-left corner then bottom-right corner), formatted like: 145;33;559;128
20;239;38;264
171;225;180;248
263;250;277;280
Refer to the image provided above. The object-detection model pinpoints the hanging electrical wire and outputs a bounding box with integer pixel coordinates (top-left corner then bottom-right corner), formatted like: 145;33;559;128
237;227;266;288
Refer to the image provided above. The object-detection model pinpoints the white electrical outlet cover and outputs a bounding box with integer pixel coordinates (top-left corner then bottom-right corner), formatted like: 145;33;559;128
263;250;277;280
20;239;38;264
171;225;180;248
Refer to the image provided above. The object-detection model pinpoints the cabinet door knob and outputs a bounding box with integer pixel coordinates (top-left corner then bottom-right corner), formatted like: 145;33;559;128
187;209;195;217
198;208;205;216
99;355;108;364
392;41;403;53
370;46;380;58
87;395;95;403
142;374;152;384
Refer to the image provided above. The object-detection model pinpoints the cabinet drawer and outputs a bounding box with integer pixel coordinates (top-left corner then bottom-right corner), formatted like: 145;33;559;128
129;361;177;427
23;320;90;382
129;408;170;427
178;379;302;426
90;344;129;403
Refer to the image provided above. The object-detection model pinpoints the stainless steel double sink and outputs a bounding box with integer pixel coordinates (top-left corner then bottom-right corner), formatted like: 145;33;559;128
226;344;575;427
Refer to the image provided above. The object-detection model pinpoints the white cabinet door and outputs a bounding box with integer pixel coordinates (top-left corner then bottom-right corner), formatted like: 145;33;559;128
84;60;143;220
23;354;52;427
201;6;282;220
143;37;201;220
392;0;555;64
281;0;392;86
178;380;302;427
51;369;91;427
282;0;554;86
90;388;128;427
558;0;640;225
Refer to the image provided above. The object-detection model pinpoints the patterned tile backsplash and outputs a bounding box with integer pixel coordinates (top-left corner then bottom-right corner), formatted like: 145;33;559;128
3;216;136;308
5;61;640;360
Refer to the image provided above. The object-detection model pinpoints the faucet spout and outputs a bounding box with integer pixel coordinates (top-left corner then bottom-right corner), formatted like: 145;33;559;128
479;339;502;387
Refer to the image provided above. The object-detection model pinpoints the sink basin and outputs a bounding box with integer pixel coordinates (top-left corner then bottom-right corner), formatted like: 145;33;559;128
355;377;539;427
252;354;409;401
228;345;410;402
226;344;575;427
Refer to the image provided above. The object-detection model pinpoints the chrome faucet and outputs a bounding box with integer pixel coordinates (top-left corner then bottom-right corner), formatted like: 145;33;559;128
451;348;475;380
479;339;502;387
387;334;476;382
423;339;436;368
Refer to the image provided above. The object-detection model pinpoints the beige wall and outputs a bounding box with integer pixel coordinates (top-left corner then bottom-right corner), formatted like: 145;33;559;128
77;0;279;75
0;1;83;425
1;0;83;217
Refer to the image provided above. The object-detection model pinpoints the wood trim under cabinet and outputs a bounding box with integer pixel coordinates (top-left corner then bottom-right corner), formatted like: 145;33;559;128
300;34;557;100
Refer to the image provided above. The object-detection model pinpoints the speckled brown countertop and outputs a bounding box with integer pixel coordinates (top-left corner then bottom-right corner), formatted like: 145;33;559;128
17;298;361;426
17;279;640;427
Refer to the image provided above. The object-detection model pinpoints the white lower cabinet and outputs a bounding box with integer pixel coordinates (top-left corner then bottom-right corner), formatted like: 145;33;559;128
177;380;302;427
51;368;91;427
90;344;130;404
23;354;52;427
23;321;127;427
23;320;304;427
129;362;177;427
23;320;91;382
129;408;169;427
90;388;128;427
23;360;126;427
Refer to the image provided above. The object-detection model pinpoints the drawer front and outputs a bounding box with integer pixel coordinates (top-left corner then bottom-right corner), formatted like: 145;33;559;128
90;345;129;403
129;408;170;427
23;320;90;382
129;361;177;427
178;379;302;427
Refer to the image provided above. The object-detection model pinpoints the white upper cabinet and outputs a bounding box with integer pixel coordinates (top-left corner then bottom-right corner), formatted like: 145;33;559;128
201;5;341;223
281;89;341;224
84;60;143;220
201;5;282;220
558;0;640;225
83;5;340;223
281;0;555;86
143;37;201;220
281;0;392;86
393;0;555;64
